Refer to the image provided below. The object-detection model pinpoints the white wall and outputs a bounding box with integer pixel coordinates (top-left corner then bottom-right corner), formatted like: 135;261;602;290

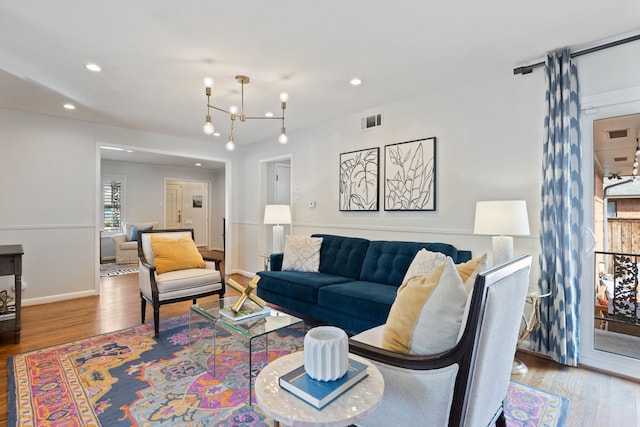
231;41;640;284
233;67;545;279
211;168;226;251
0;109;233;304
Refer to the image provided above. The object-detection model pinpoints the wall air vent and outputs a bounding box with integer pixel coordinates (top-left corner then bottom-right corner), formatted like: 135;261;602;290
607;129;629;139
361;113;383;130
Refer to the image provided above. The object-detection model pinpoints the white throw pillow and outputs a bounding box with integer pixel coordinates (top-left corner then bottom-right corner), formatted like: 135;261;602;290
382;257;469;355
281;236;323;272
403;248;446;284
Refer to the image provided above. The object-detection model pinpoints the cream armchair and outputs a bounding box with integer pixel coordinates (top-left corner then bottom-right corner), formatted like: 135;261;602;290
138;229;225;337
349;255;532;427
112;221;159;264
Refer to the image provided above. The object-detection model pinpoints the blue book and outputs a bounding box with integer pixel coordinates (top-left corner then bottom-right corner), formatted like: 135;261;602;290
278;358;369;409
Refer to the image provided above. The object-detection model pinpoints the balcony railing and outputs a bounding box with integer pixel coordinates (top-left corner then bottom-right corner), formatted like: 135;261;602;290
595;251;640;327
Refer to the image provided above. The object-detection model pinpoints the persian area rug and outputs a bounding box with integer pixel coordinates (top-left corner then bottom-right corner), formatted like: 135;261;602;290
505;381;568;427
7;316;568;427
99;263;138;277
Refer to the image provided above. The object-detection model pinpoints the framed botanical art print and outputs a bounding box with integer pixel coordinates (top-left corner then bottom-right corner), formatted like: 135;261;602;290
384;137;436;211
339;147;379;211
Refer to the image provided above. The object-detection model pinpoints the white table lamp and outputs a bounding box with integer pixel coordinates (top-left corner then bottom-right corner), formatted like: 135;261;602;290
474;200;530;265
264;204;291;253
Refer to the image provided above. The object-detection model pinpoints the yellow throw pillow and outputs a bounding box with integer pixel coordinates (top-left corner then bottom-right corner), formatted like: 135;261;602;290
151;235;205;274
457;253;489;293
382;257;469;355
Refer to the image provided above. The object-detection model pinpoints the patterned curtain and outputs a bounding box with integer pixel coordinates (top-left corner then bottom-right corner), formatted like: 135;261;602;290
534;48;583;366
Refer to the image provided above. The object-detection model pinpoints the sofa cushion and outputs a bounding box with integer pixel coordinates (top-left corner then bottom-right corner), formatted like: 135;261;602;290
282;236;323;272
311;234;370;280
318;281;398;323
119;241;138;251
156;268;222;300
257;270;351;304
360;240;461;287
382;257;468;355
150;235;205;274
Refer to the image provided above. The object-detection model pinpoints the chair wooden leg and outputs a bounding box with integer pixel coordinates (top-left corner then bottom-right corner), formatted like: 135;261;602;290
153;305;160;338
141;297;147;323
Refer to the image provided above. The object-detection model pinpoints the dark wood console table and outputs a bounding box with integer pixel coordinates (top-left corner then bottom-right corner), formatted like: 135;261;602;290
0;244;23;343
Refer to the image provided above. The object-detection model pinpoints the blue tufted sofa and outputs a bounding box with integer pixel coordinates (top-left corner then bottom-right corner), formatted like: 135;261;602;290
256;234;472;334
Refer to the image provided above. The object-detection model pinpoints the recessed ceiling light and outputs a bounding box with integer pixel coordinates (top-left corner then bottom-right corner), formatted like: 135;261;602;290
63;103;76;110
213;132;220;137
100;146;127;151
265;112;274;118
85;63;101;72
350;78;362;86
195;163;202;167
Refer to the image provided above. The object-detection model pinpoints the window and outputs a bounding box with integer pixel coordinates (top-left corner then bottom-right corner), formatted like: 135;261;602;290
607;200;617;218
103;179;123;232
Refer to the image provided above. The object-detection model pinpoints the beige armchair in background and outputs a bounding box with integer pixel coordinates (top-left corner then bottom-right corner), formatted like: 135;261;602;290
112;221;159;264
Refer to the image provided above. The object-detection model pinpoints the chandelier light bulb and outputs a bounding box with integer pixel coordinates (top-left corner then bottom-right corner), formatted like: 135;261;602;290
201;75;289;148
203;116;214;135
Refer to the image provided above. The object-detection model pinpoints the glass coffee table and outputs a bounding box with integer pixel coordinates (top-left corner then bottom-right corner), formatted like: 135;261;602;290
189;296;305;405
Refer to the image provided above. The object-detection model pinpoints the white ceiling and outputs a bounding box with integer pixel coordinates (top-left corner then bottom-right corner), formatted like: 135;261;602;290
1;1;640;169
594;113;640;179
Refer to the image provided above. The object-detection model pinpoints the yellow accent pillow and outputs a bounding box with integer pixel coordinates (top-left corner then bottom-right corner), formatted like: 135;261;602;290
382;257;469;355
457;253;489;293
150;235;205;274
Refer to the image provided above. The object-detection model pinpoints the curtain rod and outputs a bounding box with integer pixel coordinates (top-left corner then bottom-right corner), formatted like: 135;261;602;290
513;33;640;75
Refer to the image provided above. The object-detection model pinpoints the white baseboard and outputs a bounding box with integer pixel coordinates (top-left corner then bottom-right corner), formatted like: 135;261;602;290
230;269;257;278
23;289;99;306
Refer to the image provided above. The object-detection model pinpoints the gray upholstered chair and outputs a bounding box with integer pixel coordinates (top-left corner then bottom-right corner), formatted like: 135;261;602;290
138;229;225;337
350;255;532;427
112;221;159;264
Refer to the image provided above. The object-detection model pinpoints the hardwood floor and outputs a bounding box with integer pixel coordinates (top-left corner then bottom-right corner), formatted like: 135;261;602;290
0;270;639;426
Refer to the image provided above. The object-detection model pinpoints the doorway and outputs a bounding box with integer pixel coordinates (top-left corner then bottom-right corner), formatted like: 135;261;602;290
165;180;209;247
260;155;292;260
97;146;231;292
580;89;640;380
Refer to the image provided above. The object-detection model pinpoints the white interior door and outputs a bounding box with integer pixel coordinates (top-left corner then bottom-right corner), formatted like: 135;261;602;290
166;183;183;228
275;163;291;205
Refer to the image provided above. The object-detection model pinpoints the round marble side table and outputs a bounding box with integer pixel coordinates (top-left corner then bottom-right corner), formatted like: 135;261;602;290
255;351;384;427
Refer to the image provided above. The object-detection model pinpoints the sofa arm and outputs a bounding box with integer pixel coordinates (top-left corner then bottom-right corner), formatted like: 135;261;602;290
270;253;284;271
111;233;128;246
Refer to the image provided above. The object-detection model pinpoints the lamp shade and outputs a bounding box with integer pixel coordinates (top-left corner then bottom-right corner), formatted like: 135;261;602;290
473;201;530;236
264;204;291;225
